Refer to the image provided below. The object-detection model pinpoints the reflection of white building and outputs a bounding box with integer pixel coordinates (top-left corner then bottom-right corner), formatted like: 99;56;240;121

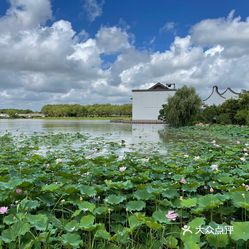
132;83;176;121
203;86;240;106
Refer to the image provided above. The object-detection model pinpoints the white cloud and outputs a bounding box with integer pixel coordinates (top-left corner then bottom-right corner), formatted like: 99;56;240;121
191;10;249;56
96;26;131;54
160;22;177;34
83;0;104;22
0;0;51;32
0;1;248;110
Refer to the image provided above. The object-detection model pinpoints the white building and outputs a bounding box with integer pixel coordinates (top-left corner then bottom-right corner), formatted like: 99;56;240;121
203;86;240;106
132;83;176;121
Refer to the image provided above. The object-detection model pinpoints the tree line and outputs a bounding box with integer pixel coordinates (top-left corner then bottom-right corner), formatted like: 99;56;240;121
41;104;132;117
159;86;249;127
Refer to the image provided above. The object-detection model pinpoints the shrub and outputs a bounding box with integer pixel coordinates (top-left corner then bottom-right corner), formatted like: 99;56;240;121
235;110;249;125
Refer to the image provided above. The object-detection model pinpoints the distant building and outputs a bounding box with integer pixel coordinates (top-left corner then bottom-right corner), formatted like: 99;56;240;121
203;86;240;106
132;83;176;121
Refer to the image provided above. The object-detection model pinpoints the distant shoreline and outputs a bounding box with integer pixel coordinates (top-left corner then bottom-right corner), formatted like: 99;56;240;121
0;116;132;121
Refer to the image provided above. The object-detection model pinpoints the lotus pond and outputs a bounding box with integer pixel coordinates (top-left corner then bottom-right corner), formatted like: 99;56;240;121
0;124;249;249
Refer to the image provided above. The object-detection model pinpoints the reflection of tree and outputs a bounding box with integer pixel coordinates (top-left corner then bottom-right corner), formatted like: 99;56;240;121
158;128;188;143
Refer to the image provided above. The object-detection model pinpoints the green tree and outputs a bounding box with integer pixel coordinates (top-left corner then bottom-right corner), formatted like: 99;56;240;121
159;86;202;127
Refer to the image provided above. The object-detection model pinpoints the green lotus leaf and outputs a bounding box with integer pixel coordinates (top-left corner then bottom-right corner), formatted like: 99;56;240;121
111;228;131;244
128;214;144;229
61;233;82;248
162;235;178;248
3;214;16;225
78;185;96;197
1;221;30;243
95;226;111;240
64;220;79;232
181;217;205;244
197;194;223;210
126;200;146;212
27;214;48;231
79;214;95;231
230;191;249;209
19;198;40;211
230;222;249;241
183;240;200;249
162;188;179;199
94;206;109;215
145;218;162;230
133;189;153;200
181;198;197;208
41;183;63;192
77;201;95;213
105;194;126;205
206;233;229;248
152;210;171;224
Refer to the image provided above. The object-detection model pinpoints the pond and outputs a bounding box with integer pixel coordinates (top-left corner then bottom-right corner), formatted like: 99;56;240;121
0;119;168;154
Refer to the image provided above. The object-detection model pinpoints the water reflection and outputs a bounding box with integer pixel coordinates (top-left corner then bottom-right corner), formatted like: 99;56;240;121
0;119;166;147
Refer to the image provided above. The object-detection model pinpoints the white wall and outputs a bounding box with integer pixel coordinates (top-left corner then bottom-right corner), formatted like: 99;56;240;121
222;90;239;100
204;91;226;106
132;91;175;120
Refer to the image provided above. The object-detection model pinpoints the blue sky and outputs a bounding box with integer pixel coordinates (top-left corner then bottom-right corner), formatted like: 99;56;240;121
0;0;248;110
49;0;249;50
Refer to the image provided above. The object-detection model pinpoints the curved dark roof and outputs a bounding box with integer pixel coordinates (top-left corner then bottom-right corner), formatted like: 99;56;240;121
203;85;225;102
132;82;176;92
220;87;240;96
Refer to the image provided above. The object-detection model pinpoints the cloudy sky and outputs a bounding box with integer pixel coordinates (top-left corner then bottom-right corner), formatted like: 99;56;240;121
0;0;249;110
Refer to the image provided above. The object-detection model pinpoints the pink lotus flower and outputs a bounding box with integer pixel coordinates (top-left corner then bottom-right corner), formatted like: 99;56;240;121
16;188;22;195
0;206;8;214
166;210;178;221
180;178;187;184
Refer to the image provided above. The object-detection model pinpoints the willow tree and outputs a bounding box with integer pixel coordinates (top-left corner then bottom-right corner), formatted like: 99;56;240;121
159;86;202;127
